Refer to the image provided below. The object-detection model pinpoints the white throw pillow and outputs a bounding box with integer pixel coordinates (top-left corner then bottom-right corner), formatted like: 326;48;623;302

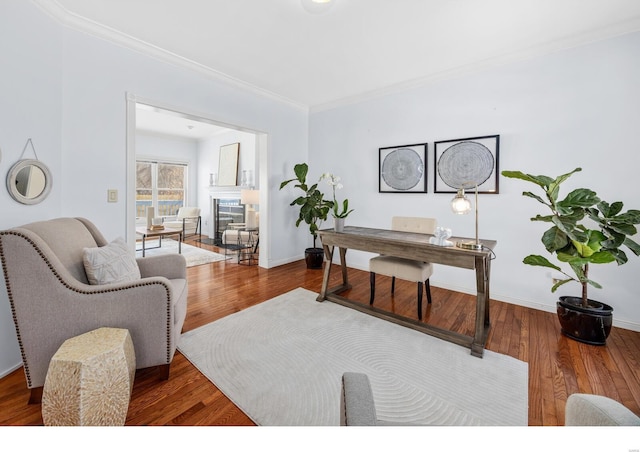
83;237;141;285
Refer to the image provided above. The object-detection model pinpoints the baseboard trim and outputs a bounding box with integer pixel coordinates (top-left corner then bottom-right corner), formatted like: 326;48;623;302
0;362;22;380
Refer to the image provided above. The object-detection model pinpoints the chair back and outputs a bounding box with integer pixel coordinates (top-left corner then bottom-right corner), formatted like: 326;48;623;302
177;207;201;219
391;216;437;234
2;218;108;285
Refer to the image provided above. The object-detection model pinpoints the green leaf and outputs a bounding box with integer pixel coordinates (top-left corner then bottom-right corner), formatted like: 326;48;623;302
531;214;555;223
623;237;640;257
501;170;553;188
551;278;573;293
598;201;622;217
541;226;569;253
585;250;617;264
571;240;596;257
586;279;603;289
522;191;548;205
614;209;640;224
523;255;561;271
557;188;600;210
293;163;308;183
608;248;628;265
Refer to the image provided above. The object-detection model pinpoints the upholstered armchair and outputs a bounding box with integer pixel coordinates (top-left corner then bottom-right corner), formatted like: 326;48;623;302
163;206;201;240
0;217;188;403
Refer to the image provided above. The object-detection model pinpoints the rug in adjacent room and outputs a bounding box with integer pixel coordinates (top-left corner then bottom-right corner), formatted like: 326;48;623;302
178;287;529;426
136;239;227;267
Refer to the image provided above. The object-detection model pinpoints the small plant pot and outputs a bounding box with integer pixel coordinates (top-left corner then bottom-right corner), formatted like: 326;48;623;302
557;296;613;345
305;247;324;269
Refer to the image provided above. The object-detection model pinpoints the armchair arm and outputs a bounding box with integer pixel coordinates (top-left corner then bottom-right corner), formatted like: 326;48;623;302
566;394;640;426
137;254;187;280
340;372;378;426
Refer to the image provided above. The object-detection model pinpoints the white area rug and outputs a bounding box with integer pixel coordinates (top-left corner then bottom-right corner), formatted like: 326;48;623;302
178;288;529;426
136;239;227;267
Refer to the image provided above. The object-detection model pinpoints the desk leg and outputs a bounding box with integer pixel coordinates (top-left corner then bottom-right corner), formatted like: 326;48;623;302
339;247;349;287
317;245;351;302
471;255;491;357
178;233;182;254
142;236;146;257
317;245;334;301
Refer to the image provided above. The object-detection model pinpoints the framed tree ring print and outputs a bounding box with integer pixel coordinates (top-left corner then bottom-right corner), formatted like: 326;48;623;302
379;143;428;193
434;135;499;194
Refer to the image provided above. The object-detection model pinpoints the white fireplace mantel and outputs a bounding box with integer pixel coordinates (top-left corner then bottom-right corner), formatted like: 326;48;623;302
208;186;242;199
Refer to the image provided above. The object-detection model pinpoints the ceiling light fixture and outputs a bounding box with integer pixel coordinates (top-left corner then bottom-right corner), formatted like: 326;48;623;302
301;0;335;15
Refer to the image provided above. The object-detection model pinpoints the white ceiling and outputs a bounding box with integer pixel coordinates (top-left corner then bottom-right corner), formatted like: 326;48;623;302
135;104;229;139
37;0;640;112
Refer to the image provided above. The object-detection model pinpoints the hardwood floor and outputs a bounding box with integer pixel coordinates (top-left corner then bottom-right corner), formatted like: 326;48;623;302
1;237;639;426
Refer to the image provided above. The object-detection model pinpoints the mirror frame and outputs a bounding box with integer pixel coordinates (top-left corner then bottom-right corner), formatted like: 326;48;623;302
7;159;53;205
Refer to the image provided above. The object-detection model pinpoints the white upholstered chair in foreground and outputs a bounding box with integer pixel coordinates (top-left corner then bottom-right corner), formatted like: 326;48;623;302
369;216;436;320
163;206;201;241
0;217;188;404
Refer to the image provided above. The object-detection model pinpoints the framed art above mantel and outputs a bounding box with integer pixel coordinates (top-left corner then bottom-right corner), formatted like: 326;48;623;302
218;142;239;186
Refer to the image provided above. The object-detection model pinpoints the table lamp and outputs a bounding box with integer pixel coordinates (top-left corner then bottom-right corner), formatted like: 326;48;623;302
241;189;259;229
451;184;482;250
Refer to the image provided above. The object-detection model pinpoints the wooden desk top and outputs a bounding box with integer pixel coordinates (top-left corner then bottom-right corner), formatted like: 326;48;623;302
318;226;496;270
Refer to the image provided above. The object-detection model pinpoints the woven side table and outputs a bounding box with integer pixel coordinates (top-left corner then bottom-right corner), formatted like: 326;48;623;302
42;327;136;426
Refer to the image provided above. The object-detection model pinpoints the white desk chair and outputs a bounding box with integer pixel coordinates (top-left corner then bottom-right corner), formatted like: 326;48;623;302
369;216;436;320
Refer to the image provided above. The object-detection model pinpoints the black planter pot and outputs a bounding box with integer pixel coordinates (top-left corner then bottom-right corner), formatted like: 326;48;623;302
557;296;613;345
305;247;324;269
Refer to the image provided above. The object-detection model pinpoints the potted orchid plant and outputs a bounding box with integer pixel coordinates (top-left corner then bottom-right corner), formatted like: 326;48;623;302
321;173;354;232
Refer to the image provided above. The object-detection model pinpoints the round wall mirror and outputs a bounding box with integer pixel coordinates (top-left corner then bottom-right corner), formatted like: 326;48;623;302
7;159;52;205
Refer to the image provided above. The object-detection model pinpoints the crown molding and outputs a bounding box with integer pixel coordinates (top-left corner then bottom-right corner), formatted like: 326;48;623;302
31;0;309;113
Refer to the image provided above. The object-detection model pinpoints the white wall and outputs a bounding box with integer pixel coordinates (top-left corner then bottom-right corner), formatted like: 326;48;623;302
0;0;309;377
197;130;258;237
309;31;640;330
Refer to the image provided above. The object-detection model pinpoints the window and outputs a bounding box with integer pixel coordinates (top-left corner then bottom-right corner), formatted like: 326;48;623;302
136;160;187;219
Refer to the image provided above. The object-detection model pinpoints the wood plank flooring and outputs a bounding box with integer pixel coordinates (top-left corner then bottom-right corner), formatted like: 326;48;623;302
1;238;639;426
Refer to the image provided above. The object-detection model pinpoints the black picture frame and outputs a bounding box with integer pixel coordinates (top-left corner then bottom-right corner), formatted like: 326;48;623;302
434;135;500;194
379;143;428;193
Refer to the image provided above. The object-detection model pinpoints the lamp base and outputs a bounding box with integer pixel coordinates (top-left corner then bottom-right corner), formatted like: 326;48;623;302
456;241;483;251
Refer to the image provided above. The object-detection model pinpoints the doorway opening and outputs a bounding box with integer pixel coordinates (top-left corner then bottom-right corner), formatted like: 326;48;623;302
125;93;269;267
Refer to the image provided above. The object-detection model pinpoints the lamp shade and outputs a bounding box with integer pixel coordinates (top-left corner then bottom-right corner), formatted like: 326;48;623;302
241;189;259;206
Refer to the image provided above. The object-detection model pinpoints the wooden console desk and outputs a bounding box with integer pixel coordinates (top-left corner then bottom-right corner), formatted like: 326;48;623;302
316;226;496;357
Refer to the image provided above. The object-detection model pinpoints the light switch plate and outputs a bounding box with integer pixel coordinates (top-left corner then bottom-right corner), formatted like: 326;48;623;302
107;189;118;203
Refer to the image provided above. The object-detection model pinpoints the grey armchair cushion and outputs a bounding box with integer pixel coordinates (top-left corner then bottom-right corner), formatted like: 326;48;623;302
0;217;188;390
565;393;640;426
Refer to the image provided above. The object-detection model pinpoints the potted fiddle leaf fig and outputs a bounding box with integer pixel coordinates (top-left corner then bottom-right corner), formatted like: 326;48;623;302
280;163;334;269
502;167;640;345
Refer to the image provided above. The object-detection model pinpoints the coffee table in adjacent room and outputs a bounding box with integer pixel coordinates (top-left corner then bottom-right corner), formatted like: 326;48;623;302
136;226;183;257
